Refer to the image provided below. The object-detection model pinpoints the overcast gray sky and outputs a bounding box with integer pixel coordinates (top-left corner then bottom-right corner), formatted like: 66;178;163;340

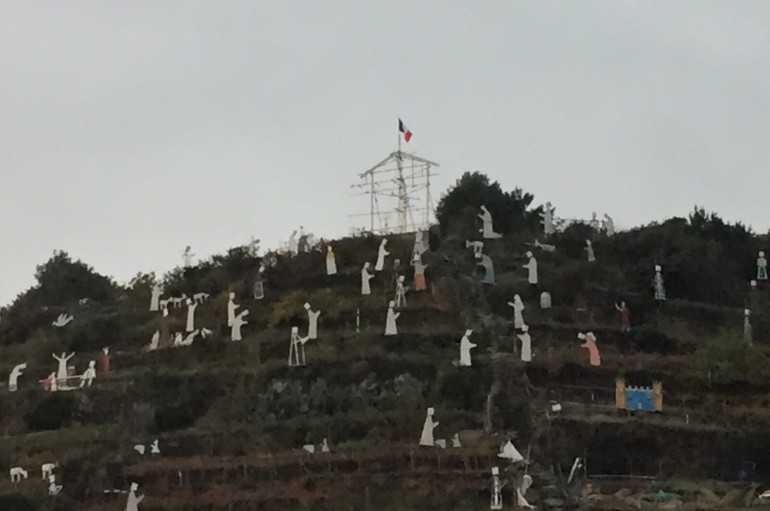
2;2;769;306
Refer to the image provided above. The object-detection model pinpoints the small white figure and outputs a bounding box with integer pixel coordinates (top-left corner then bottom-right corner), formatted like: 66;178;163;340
52;352;75;386
182;246;195;268
413;230;428;258
9;362;27;392
523;251;538;285
603;213;615;235
434;439;447;449
361;262;374;295
52;313;74;327
395;276;408;308
744;308;753;346
459;330;477;367
227;292;239;327
585;240;595;263
451;433;462;448
465;240;485;256
41;462;57;480
79;361;96;388
533;239;556;253
150;439;160;455
248;237;261;257
172;332;183;347
653;265;666;301
541;201;555;236
508;294;525;329
419;407;439;446
48;475;62;495
287;230;298;255
231;310;249;342
320;438;330;453
479;205;502;239
375;239;390;271
758;251;767;281
298;226;313;253
170;294;187;308
540;292;552;309
125;482;145;511
589;212;600;230
498;440;524;462
304;302;321;340
10;467;28;483
384;301;399;336
150;284;162;312
326;246;337;276
253;265;265;300
147;331;160;351
518;325;532;362
193;292;209;304
185;299;197;333
45;372;58;392
162;304;169;317
490;466;504;510
303;444;315;454
288;326;310;367
476;252;496;284
134;445;146;455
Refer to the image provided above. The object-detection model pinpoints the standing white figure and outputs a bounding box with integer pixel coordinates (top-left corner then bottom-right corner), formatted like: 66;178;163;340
227;292;239;327
375;239;390;271
459;329;477;367
508;294;525;329
758;251;768;281
288;326;310;367
52;352;75;386
287;230;298;255
182;246;194;268
79;361;96;388
419;407;439;446
252;265;266;300
413;230;427;258
304;302;321;340
451;433;462;448
523;251;538;285
541;201;555;236
185;298;197;333
479;205;502;239
540;291;552;309
125;482;145;511
320;438;330;453
148;331;160;351
603;213;615;236
48;475;62;495
585;240;595;263
395;276;408;308
498;440;524;462
9;362;26;392
150;439;160;455
653;265;666;301
589;212;600;231
326;246;337;276
518;325;532;362
490;466;504;510
384;301;400;336
361;262;374;296
231;310;249;341
149;284;162;312
744;308;753;346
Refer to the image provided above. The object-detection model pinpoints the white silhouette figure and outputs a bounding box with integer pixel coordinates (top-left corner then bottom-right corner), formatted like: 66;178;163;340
603;213;615;235
384;301;399;336
150;284;162;312
585;240;595;263
147;331;160;351
10;467;28;483
172;332;183;347
419;407;439;446
52;352;75;386
185;299;197;333
303;444;315;454
508;294;525;329
459;329;477;367
231;310;248;341
52;313;74;327
395;276;408;308
326;246;337;276
518;325;532;362
9;362;26;392
79;360;96;388
361;262;374;295
289;326;310;367
375;239;390;271
287;230;298;255
465;240;485;256
170;294;187;308
413;230;427;258
182;246;195;268
451;433;462;448
490;466;504;510
248;237;261;257
227;292;239;327
653;265;666;301
41;462;57;480
477;252;496;284
744;308;753;346
304;302;321;340
479;205;502;239
589;212;600;231
523;251;538;285
320;438;330;453
498;440;524;462
48;475;62;495
45;372;58;392
541;202;556;236
125;482;145;511
533;239;556;252
193;292;209;304
758;251;767;281
540;291;552;309
150;439;160;455
134;444;146;455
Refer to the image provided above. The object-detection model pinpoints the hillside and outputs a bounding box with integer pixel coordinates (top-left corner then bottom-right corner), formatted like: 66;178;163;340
0;175;769;510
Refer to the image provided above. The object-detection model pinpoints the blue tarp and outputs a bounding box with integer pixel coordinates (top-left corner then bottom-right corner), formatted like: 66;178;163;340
625;387;654;411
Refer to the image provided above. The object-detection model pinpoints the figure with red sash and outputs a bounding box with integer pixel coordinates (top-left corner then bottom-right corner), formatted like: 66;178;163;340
99;347;110;374
614;302;630;332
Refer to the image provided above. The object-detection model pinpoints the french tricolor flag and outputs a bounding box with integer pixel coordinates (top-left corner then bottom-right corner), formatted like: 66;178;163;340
398;118;412;142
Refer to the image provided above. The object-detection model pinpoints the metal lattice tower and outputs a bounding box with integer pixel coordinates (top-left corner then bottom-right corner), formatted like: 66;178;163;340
349;150;439;235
